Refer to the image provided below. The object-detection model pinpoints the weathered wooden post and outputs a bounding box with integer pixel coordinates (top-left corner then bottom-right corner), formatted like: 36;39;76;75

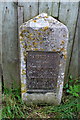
0;3;2;117
19;13;68;105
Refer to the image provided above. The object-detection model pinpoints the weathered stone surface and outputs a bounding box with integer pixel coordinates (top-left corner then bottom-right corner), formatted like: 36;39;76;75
19;13;68;105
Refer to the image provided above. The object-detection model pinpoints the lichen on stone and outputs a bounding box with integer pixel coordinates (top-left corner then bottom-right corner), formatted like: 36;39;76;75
19;13;68;104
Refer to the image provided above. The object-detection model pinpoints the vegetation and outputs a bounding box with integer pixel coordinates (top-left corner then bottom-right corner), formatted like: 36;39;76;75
1;76;80;119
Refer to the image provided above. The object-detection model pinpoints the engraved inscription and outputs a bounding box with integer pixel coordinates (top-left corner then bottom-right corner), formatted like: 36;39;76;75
26;51;60;91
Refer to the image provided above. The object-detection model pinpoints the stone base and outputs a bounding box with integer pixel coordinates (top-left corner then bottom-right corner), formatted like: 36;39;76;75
23;92;61;105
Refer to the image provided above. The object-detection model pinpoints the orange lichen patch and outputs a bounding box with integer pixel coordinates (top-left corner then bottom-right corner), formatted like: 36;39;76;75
21;83;26;87
20;29;29;33
40;48;45;50
20;36;23;41
29;33;33;36
33;20;37;22
43;26;49;31
23;51;27;57
38;16;41;19
28;45;32;48
63;49;67;53
63;54;67;59
21;89;26;93
52;49;56;52
19;32;24;37
21;42;25;46
40;41;43;44
57;48;60;49
27;36;34;40
34;29;38;31
22;29;28;33
26;30;29;33
23;45;27;49
29;37;34;40
33;42;38;47
22;69;26;75
34;48;39;51
45;16;48;18
60;48;65;52
33;38;36;40
61;40;65;45
37;32;41;35
39;37;43;40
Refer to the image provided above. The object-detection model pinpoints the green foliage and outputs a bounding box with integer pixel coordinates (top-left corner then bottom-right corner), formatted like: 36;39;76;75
38;98;78;119
64;75;80;98
2;91;79;119
2;88;29;118
69;85;80;97
1;76;80;119
64;75;80;115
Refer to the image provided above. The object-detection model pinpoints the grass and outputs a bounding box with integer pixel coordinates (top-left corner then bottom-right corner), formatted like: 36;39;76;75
1;87;79;119
1;76;80;119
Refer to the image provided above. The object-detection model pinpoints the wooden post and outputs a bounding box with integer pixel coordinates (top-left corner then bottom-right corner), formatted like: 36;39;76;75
59;1;79;82
69;5;79;79
18;0;38;22
78;2;80;78
2;2;20;89
39;0;52;16
0;2;2;118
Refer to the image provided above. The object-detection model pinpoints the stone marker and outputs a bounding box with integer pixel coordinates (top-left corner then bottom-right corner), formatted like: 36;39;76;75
19;13;68;105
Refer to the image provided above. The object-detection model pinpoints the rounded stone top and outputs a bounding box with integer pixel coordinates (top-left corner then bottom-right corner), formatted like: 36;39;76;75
20;13;68;31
